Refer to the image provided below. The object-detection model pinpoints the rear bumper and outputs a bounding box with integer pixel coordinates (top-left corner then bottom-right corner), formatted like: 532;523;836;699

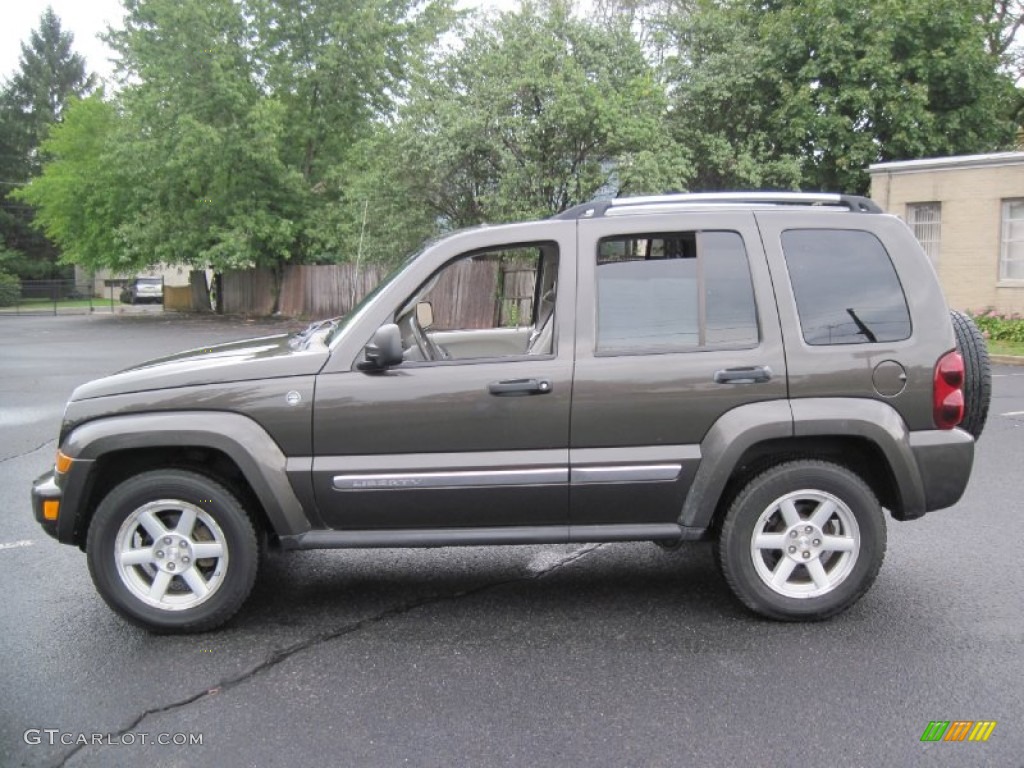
907;428;975;517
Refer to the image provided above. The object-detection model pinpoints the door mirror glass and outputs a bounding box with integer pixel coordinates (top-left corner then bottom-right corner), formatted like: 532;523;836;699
415;301;434;330
358;324;404;371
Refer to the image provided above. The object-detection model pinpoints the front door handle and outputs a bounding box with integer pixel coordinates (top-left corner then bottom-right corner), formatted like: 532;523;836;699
713;366;772;384
488;378;553;396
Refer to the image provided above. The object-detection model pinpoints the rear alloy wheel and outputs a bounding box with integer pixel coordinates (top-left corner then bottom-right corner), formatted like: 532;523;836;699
718;461;886;621
87;470;259;633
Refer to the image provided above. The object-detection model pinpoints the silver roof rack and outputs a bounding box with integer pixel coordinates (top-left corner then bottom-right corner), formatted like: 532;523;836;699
553;192;882;219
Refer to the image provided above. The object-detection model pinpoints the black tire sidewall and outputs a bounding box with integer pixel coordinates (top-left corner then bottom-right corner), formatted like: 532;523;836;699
86;470;258;633
950;309;991;440
719;462;886;621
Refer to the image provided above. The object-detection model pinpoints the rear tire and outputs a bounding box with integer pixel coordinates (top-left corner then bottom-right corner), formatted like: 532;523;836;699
86;469;259;633
718;461;885;621
950;310;991;440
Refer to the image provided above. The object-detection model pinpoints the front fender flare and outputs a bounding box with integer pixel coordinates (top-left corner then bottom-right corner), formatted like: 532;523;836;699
61;411;311;539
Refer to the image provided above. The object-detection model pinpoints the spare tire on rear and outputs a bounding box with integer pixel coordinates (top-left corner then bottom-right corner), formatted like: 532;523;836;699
950;310;991;439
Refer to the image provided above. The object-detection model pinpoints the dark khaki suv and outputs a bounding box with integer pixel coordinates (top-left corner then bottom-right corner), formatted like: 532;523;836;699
32;192;990;632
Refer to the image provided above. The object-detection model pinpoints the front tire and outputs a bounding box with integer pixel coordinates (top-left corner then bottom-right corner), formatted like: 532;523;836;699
86;470;259;633
717;461;886;621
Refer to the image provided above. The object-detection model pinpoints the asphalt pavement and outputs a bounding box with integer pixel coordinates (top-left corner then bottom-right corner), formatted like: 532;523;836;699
1;314;1022;767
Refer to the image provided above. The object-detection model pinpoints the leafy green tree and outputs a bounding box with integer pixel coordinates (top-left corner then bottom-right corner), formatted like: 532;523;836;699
0;7;95;279
659;1;803;191
663;0;1019;193
14;94;133;270
37;0;453;310
378;1;688;231
249;0;456;265
103;0;303;282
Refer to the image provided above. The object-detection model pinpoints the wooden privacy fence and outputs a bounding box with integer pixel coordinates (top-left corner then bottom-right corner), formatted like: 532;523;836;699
220;262;536;325
221;264;386;317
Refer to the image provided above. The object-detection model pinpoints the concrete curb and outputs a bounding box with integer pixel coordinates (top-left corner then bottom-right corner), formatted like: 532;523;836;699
990;355;1024;366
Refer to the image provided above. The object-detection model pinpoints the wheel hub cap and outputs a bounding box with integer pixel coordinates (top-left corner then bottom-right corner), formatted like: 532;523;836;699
155;538;192;573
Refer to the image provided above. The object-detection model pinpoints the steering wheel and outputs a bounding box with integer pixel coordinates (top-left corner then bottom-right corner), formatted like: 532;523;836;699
409;310;450;361
409;311;434;360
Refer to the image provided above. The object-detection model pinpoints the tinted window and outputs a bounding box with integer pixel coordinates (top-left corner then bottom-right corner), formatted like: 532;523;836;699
596;231;758;354
782;229;910;345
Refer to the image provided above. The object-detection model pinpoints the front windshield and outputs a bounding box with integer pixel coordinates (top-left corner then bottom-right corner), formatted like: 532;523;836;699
324;248;424;346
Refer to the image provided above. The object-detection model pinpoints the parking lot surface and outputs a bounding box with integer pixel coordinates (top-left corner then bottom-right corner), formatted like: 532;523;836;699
1;314;1022;767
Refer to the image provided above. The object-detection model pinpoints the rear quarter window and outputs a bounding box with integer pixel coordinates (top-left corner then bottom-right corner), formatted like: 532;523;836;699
782;229;911;345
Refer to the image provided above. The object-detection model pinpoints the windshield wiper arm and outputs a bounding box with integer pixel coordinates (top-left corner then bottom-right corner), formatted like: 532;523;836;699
846;308;877;343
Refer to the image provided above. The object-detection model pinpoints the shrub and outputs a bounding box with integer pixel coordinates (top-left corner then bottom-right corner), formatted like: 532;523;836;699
969;309;1024;343
0;271;21;307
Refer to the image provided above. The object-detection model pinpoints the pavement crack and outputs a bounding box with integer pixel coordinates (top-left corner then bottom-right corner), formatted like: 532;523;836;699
0;438;55;464
54;542;604;767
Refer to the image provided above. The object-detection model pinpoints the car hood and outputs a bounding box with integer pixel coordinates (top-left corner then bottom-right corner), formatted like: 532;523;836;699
70;333;329;401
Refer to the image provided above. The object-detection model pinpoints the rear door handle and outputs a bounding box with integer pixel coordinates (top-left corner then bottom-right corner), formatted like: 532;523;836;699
713;366;772;384
488;378;553;396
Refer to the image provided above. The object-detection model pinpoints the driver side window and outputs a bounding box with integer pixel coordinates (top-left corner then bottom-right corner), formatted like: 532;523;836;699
396;243;559;363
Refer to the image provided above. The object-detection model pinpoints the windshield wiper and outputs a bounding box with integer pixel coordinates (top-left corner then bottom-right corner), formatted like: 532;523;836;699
846;308;877;343
289;317;342;349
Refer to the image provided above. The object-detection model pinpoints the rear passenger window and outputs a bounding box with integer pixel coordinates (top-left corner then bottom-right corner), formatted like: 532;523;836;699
596;231;758;355
782;230;911;345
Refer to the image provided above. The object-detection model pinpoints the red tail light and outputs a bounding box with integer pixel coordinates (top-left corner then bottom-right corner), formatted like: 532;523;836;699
933;351;964;429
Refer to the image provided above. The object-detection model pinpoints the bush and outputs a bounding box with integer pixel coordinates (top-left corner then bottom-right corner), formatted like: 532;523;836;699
0;271;21;307
968;309;1024;343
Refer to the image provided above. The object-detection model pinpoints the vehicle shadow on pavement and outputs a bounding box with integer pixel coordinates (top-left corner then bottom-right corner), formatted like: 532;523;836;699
235;542;764;639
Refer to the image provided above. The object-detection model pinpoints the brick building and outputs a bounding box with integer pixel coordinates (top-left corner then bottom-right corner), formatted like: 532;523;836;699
869;152;1024;315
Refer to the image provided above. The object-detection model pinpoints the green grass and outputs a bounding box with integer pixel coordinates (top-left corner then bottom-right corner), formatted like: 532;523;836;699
21;297;105;308
0;297;119;312
988;339;1024;357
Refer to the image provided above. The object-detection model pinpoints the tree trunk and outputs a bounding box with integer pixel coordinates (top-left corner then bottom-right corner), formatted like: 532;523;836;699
213;272;223;314
188;270;211;312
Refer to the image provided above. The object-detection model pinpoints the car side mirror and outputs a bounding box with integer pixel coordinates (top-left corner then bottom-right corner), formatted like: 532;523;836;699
415;301;434;330
358;324;404;371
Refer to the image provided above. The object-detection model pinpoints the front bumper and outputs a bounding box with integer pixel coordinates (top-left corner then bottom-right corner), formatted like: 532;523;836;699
31;470;61;541
31;455;95;545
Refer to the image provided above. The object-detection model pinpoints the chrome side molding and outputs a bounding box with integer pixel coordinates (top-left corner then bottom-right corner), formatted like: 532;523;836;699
333;463;682;490
333;468;567;491
571;464;681;484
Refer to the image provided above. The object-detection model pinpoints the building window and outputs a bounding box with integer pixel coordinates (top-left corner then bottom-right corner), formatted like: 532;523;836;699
907;202;941;263
1001;199;1024;281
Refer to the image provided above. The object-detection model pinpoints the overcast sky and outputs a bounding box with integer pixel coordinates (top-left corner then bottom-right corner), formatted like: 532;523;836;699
1;0;124;83
0;0;522;85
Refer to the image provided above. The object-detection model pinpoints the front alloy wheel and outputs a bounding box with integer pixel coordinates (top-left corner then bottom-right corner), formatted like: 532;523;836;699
87;470;259;633
718;460;885;621
114;500;230;611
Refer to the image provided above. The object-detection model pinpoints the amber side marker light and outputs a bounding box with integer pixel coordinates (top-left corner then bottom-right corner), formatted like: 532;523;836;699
43;500;59;521
55;451;73;474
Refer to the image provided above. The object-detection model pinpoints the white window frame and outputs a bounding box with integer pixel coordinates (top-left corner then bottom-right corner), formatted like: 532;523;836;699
906;202;941;264
1001;199;1024;282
